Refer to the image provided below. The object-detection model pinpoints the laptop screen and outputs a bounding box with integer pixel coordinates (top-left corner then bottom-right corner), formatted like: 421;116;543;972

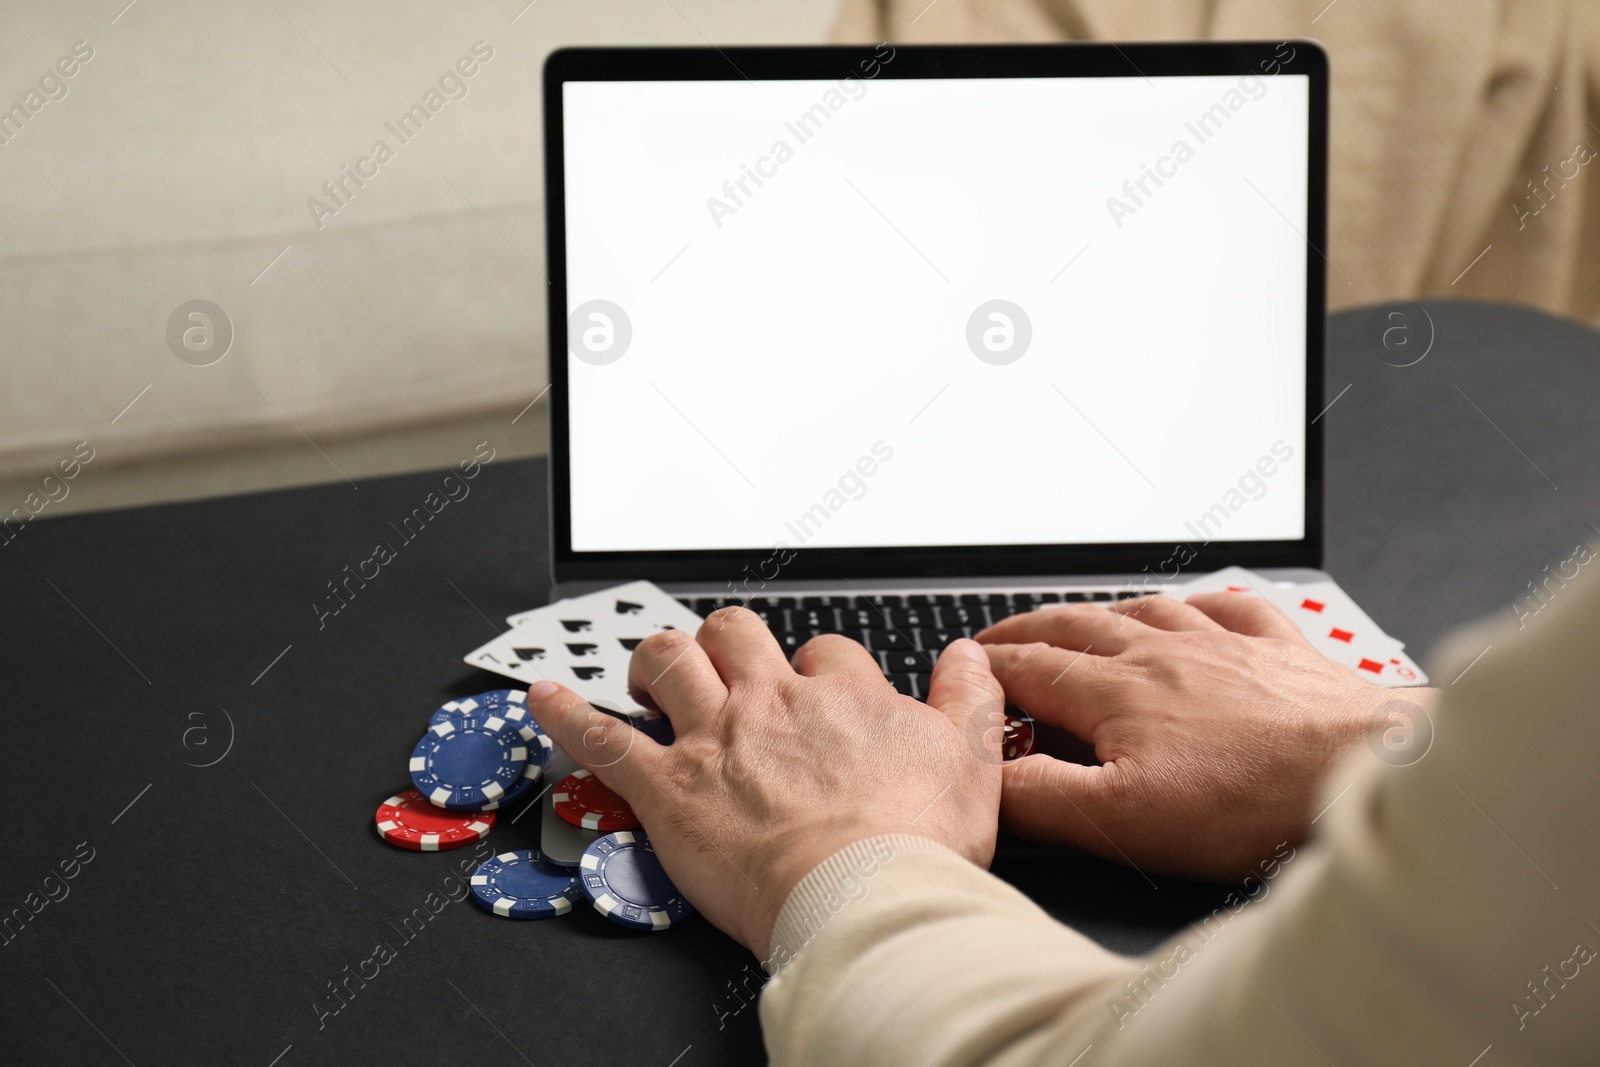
549;45;1325;579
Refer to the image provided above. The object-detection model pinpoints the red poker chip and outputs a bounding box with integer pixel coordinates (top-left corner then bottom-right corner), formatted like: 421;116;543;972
1002;713;1036;761
375;789;495;851
552;769;640;832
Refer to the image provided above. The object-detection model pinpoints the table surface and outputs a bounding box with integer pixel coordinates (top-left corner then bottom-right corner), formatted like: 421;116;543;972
5;300;1597;1066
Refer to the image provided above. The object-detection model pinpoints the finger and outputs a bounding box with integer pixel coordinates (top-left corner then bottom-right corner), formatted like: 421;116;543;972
696;606;795;686
923;639;1006;740
793;632;882;677
1185;591;1310;644
525;680;663;798
999;754;1116;853
1107;594;1225;633
984;642;1111;738
627;627;727;728
976;603;1147;655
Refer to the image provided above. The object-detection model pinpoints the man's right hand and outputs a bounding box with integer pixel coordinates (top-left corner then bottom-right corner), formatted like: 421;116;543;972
976;593;1436;882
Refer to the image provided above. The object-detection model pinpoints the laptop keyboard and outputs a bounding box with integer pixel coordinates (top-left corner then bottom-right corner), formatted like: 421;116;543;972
675;590;1144;700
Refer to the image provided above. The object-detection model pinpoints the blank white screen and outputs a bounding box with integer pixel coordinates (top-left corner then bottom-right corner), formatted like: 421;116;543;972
563;74;1310;552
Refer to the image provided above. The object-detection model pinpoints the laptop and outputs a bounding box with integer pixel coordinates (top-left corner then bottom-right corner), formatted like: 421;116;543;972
542;40;1330;704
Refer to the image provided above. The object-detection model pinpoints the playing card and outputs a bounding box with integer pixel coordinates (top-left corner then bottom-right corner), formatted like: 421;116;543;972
467;619;637;712
1336;640;1428;688
460;627;559;687
1176;568;1428;686
1257;579;1402;650
505;581;699;631
1173;565;1274;598
507;596;569;627
466;582;705;715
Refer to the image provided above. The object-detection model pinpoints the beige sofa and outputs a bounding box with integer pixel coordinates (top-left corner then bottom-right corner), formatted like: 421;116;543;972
9;0;1592;516
0;0;840;513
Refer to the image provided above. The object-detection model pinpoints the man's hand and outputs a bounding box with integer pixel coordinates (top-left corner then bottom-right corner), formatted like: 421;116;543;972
526;607;1006;959
977;593;1437;882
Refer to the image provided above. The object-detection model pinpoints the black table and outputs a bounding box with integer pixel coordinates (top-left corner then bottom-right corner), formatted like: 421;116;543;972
5;300;1597;1066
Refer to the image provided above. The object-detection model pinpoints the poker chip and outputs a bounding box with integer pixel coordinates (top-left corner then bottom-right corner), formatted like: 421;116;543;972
1002;710;1036;761
409;713;531;811
636;712;675;746
553;769;639;831
478;759;541;811
580;831;694;931
590;701;675;745
430;689;527;727
469;849;583;919
498;705;555;772
375;789;494;851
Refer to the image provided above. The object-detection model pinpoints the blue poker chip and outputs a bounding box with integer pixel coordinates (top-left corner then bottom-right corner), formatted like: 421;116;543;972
456;707;553;811
636;715;674;746
494;704;555;772
478;758;541;811
589;701;675;746
430;689;528;727
580;831;694;931
409;713;532;811
470;849;583;920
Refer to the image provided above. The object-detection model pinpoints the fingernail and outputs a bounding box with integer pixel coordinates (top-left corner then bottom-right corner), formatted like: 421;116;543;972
948;638;990;665
526;680;559;701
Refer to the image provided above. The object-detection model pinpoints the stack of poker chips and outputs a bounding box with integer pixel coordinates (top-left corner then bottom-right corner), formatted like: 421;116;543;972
410;690;553;812
372;689;694;931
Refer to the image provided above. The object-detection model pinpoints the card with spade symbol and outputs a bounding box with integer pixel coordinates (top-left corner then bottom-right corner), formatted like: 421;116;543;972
465;581;705;714
502;580;701;633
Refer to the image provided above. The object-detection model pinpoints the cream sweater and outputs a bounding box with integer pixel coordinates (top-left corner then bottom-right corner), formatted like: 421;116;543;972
760;565;1600;1064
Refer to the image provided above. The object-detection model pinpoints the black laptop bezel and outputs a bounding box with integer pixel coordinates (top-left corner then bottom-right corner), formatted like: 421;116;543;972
545;42;1328;583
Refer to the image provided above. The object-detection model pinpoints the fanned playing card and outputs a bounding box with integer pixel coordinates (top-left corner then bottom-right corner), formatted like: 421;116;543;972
1171;565;1272;598
466;582;705;714
504;581;699;630
1257;579;1398;646
1254;581;1424;686
507;597;569;627
461;626;557;686
1175;568;1427;687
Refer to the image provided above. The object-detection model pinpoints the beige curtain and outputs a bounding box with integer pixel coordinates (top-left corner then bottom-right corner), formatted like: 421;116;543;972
831;0;1600;319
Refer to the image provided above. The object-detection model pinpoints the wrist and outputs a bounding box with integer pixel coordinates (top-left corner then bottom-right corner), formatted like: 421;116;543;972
1292;685;1440;839
1331;683;1435;752
755;834;957;970
744;820;896;960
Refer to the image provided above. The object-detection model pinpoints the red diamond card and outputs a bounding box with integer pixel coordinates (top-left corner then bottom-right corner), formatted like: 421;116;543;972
1178;568;1427;686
